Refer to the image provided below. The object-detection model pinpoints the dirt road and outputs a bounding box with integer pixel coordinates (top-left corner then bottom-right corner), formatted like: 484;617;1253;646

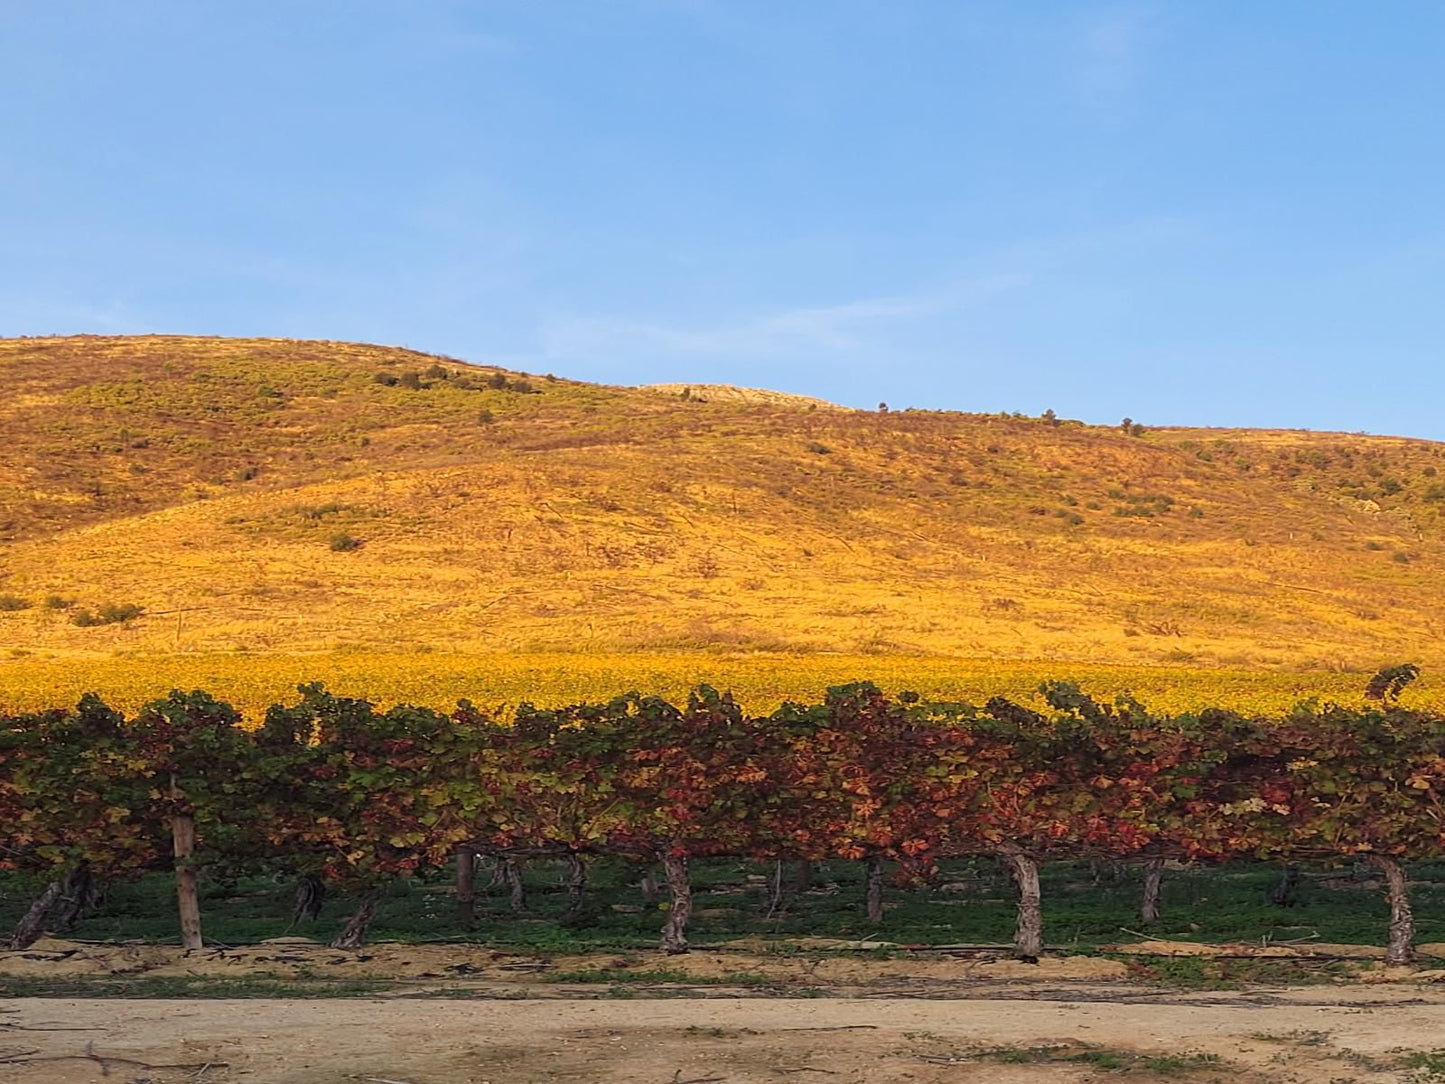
5;986;1445;1084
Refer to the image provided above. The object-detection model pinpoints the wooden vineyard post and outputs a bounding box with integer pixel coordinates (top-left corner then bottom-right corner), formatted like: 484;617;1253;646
456;847;477;928
864;856;885;923
170;774;203;951
793;859;813;894
1140;858;1164;925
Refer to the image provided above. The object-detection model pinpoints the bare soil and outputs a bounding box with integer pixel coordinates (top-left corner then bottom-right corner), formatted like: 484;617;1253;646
0;936;1136;995
7;936;1445;994
6;986;1445;1083
6;940;1445;1082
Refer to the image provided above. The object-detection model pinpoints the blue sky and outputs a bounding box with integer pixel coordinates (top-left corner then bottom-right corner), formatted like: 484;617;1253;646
3;3;1443;438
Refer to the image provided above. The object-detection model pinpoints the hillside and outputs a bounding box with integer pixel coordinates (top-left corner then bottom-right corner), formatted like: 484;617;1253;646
0;335;1442;670
642;383;848;410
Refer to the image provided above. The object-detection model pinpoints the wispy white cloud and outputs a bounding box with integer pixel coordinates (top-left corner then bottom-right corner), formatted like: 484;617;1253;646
540;273;1030;363
1075;5;1157;120
398;10;515;56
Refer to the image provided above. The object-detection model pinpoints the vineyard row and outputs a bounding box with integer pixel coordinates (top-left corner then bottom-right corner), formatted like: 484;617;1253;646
1;671;1438;962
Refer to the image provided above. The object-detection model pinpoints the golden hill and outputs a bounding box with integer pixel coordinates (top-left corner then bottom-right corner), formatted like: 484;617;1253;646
0;334;1442;671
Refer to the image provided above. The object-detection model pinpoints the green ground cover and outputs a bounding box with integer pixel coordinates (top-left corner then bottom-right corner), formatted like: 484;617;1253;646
1;856;1431;954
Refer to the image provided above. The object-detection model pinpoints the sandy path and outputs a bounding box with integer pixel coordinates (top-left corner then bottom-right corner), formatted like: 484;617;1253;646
4;988;1445;1083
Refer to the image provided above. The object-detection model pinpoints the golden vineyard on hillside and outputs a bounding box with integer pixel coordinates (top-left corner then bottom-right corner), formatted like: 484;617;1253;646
0;652;1440;724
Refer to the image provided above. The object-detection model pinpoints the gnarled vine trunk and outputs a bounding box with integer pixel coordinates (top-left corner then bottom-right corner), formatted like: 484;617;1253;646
8;878;64;950
170;774;203;951
483;857;505;890
1270;864;1301;908
660;853;692;954
330;890;382;950
51;862;101;933
864;855;885;923
1369;855;1415;965
291;873;325;925
1005;852;1043;961
9;861;103;950
503;856;527;912
455;848;477;928
640;866;660;902
764;859;785;919
1140;858;1164;925
565;853;587;914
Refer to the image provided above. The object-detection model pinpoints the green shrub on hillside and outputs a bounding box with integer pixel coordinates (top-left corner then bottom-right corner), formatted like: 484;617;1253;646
71;602;146;627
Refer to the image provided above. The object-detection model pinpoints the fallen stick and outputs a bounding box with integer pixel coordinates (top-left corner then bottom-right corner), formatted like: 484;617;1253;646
0;1040;229;1073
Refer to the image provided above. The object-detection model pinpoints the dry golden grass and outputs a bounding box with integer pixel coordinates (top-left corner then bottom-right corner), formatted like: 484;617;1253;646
642;383;848;410
0;335;1442;675
1;651;1439;722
